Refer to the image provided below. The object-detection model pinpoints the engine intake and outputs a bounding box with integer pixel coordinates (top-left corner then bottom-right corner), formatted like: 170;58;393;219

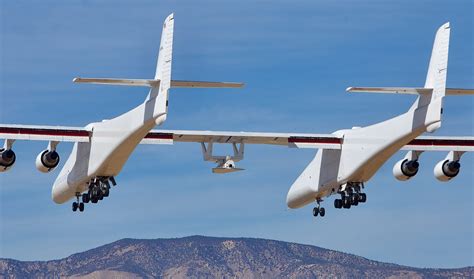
0;148;16;172
434;160;460;181
36;150;60;173
393;159;419;181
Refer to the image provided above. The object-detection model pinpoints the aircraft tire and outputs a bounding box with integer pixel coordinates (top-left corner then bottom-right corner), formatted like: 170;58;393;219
343;199;351;209
319;207;325;217
79;202;84;212
313;207;319;217
103;188;109;197
82;193;90;203
72;202;78;212
352;197;359;206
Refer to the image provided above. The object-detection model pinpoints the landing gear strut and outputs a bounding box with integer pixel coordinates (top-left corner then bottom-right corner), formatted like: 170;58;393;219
312;199;325;218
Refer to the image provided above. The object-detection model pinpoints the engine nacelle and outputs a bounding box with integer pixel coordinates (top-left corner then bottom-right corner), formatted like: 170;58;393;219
393;159;419;181
434;160;460;182
0;148;16;172
35;150;60;173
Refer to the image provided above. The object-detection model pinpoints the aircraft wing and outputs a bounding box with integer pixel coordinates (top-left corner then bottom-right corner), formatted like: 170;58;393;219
143;130;343;149
1;125;473;152
145;130;474;151
0;124;90;142
401;136;474;152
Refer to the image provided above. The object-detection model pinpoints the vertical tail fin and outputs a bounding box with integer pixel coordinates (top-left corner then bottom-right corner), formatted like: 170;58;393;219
148;13;174;123
415;22;451;132
425;22;450;100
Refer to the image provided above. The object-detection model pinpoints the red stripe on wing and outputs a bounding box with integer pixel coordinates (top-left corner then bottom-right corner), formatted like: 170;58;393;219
408;139;474;147
0;127;89;137
288;137;341;144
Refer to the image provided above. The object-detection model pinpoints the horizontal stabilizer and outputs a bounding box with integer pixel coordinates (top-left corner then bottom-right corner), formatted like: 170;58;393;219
73;78;159;87
171;80;244;88
346;87;474;96
73;78;244;89
445;88;474;95
346;87;432;94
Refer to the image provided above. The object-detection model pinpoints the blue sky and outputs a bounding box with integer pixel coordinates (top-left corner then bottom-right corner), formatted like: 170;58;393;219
0;0;473;268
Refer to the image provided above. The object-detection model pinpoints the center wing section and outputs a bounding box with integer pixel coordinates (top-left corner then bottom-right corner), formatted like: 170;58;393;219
142;130;343;149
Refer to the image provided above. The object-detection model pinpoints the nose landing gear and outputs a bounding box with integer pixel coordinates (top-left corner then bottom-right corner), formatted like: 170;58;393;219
312;199;325;218
72;192;85;212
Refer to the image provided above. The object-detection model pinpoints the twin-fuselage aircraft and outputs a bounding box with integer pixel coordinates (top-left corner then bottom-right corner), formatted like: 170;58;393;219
1;14;472;217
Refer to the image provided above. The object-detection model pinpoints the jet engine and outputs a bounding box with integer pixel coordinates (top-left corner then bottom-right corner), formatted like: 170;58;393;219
393;159;419;181
0;148;16;172
434;159;460;181
36;149;60;173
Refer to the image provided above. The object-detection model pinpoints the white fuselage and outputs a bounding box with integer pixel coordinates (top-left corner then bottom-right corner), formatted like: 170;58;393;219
287;20;450;209
51;97;167;204
286;98;443;209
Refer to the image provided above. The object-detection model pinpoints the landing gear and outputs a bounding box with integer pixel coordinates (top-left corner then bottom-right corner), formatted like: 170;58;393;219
342;198;351;209
313;199;325;218
72;193;85;212
82;193;90;203
72;176;117;212
335;182;367;210
319;207;325;217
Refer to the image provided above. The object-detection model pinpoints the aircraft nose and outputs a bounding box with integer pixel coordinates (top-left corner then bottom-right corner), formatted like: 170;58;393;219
52;175;71;204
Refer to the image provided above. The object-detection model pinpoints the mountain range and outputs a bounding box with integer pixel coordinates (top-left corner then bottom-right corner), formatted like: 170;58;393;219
1;236;472;278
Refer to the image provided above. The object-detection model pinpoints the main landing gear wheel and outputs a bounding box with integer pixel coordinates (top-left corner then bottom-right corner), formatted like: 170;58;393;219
351;195;359;206
359;193;367;203
82;193;90;203
334;199;343;209
343;198;351;209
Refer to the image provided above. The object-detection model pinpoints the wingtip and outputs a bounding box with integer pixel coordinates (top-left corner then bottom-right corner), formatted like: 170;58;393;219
72;77;79;83
346;87;354;92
